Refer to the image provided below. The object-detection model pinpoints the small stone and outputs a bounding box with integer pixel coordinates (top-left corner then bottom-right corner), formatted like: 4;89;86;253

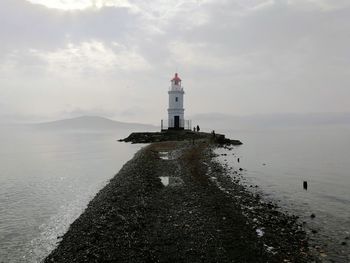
341;241;347;246
310;213;316;219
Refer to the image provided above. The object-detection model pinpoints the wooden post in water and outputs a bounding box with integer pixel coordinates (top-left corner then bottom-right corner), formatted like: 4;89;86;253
303;181;308;190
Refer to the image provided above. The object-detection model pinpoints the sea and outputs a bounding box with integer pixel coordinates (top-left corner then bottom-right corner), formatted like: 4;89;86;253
216;125;350;262
0;124;349;262
0;126;142;262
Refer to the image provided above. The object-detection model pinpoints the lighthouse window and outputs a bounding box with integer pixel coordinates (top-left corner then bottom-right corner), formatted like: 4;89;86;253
175;97;178;102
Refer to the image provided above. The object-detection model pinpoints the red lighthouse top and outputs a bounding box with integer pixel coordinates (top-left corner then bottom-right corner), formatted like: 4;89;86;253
171;73;181;85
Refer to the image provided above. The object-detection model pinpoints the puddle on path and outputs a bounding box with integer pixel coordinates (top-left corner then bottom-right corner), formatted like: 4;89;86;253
159;176;184;187
159;176;169;186
158;150;181;161
159;151;170;160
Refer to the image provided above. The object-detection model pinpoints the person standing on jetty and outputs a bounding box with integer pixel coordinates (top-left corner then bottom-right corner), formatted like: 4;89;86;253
196;125;200;132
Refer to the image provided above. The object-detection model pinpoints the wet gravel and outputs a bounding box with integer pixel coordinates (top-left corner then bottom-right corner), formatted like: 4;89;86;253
45;140;316;262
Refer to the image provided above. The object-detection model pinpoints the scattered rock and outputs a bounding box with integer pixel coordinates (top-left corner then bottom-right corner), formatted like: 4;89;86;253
44;139;313;263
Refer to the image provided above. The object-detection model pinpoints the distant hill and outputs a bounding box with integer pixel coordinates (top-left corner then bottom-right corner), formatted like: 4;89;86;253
35;116;157;131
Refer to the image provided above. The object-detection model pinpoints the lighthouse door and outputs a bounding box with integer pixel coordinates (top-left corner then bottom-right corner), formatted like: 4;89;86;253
174;116;180;129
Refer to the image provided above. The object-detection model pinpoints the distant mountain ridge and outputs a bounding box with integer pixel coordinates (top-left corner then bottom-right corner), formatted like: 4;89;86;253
34;113;350;131
36;116;157;131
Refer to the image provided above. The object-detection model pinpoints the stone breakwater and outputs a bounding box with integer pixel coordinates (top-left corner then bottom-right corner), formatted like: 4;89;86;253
45;139;314;262
118;130;243;145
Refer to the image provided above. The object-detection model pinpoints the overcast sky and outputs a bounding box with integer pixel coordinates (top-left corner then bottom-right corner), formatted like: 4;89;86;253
1;0;350;124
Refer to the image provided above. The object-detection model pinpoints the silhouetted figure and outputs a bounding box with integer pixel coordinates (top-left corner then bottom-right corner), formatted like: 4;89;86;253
237;158;240;163
193;127;196;132
196;125;200;132
212;130;216;138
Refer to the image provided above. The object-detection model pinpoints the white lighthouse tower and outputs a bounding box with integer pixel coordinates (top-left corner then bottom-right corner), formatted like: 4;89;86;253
167;73;186;130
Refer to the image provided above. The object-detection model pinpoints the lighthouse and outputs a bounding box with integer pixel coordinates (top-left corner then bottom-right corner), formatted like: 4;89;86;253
162;73;190;130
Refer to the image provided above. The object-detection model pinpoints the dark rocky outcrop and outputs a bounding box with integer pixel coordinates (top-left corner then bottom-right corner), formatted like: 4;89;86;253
119;130;243;146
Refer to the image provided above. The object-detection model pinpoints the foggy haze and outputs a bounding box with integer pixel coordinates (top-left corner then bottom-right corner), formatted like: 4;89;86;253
1;0;350;124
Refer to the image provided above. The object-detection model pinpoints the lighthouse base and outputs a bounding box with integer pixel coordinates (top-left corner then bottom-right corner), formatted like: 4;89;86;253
161;119;192;131
167;127;185;131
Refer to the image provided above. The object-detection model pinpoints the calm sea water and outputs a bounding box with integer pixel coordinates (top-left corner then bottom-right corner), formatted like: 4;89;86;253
0;126;141;262
215;125;350;262
0;125;349;262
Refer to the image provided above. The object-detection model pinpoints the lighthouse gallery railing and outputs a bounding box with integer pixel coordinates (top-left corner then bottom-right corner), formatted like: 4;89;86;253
161;119;192;131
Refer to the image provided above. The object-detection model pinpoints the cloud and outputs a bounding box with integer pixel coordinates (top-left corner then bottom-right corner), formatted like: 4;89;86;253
27;0;137;10
0;0;350;123
0;0;144;53
287;0;350;11
32;41;151;76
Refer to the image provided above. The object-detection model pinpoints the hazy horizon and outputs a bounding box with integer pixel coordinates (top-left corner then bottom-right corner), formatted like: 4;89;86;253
2;113;350;132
